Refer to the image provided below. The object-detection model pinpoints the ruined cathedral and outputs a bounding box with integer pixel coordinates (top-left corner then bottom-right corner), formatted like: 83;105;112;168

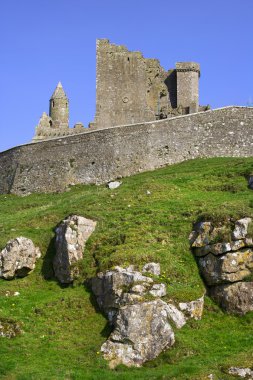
33;39;208;141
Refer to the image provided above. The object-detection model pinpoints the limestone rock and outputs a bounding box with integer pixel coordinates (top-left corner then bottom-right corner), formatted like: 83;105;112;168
108;181;122;189
209;282;253;315
91;266;154;321
142;262;161;275
179;295;205;320
149;283;166;297
198;249;253;285
53;215;96;284
165;304;186;328
190;222;213;247
101;300;175;368
228;367;253;378
0;237;41;280
0;318;22;338
232;218;252;240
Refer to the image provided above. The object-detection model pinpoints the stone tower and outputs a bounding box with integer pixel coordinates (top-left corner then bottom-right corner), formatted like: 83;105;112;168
176;62;200;113
49;82;69;129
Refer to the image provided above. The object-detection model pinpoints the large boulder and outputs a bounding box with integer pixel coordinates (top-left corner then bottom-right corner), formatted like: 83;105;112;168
54;215;96;284
190;217;253;314
101;300;175;368
0;237;41;279
92;264;204;367
198;249;253;285
209;282;253;315
91;266;155;322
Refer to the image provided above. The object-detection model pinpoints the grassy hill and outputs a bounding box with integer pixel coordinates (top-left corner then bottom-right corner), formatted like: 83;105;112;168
0;157;253;380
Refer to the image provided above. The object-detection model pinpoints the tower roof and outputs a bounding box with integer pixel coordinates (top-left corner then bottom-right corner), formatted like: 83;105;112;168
50;82;68;99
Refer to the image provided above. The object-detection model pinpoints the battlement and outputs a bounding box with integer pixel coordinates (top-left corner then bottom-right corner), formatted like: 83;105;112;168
176;62;200;75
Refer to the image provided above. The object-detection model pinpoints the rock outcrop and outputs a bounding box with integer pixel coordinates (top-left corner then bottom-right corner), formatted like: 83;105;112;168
91;264;204;367
190;218;253;315
101;299;175;368
0;237;41;279
54;215;96;284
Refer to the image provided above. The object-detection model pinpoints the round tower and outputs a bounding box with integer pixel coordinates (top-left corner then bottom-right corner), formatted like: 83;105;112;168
49;82;69;129
176;62;200;114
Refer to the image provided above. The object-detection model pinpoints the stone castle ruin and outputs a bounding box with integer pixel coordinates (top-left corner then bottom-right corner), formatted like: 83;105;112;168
1;39;253;195
89;39;208;129
34;39;208;141
33;82;84;141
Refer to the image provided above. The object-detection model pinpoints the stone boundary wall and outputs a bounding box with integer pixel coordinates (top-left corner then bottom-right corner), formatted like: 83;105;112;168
1;106;253;195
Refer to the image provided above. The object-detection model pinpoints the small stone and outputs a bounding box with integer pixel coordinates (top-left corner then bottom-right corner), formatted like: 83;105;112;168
179;295;205;320
190;222;213;247
108;181;122;189
228;367;253;378
0;318;22;338
232;218;252;240
149;283;166;297
142;262;160;276
14;292;20;297
166;304;186;328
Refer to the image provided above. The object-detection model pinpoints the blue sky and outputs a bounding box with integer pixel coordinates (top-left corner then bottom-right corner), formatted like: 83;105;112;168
1;0;252;152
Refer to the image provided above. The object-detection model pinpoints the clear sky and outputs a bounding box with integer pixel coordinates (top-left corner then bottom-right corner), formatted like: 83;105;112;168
1;0;252;152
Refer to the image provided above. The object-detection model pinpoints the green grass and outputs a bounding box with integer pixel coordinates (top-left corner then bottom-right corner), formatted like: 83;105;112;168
0;157;253;379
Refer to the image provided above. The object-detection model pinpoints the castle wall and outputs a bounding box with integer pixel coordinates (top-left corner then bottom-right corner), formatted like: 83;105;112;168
1;107;253;195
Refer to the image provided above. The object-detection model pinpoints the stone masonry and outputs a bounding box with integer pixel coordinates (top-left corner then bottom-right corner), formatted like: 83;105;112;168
33;82;84;141
90;39;205;129
0;106;253;195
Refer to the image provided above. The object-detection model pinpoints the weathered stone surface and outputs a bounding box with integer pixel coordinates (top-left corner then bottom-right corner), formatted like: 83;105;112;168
101;300;175;368
53;215;96;284
166;304;186;328
0;318;22;338
149;283;166;297
1;107;253;195
209;282;253;315
198;249;253;285
209;242;231;255
91;266;154;321
231;239;245;251
228;367;253;378
232;218;252;240
142;262;160;275
190;217;253;314
190;222;213;247
0;237;41;279
108;181;121;189
179;295;205;320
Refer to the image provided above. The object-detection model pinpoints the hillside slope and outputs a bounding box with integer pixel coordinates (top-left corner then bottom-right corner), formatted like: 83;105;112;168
0;157;253;380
